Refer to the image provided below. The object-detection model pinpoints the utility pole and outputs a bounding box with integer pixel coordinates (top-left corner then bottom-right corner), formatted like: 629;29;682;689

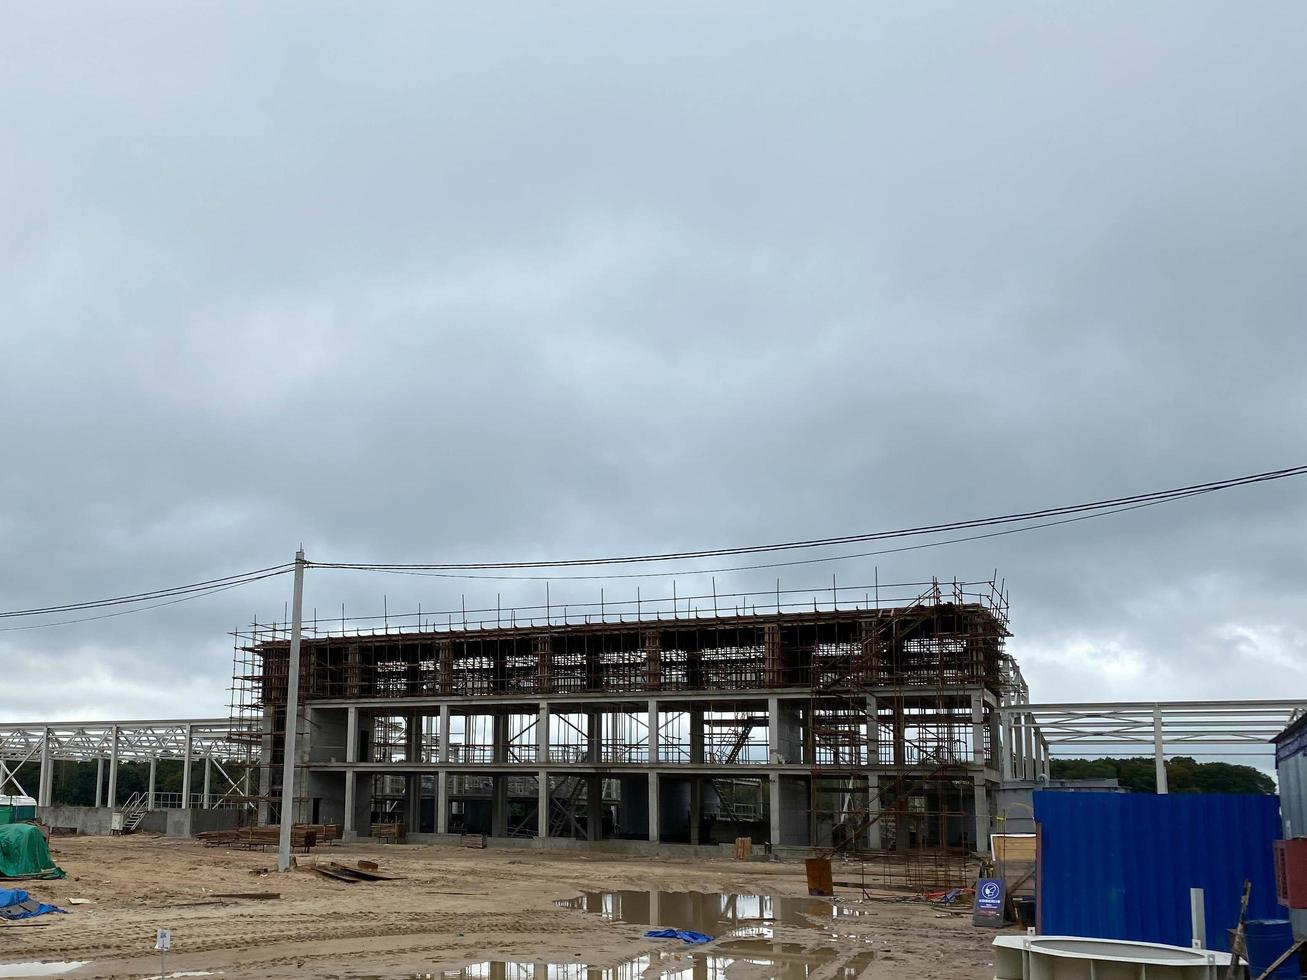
277;548;306;872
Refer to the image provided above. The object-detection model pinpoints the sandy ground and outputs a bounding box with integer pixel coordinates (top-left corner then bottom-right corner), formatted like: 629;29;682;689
1;837;1007;979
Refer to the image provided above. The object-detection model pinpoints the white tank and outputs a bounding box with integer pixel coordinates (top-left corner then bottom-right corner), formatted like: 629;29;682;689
993;934;1232;980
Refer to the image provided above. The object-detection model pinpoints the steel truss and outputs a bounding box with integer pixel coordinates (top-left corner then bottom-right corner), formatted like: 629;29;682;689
0;718;256;808
995;699;1307;793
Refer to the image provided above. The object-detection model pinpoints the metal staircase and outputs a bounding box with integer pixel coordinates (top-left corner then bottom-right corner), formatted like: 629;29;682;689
118;792;151;832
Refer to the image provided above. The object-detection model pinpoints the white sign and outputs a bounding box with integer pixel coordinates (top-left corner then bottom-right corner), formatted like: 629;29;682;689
154;928;171;951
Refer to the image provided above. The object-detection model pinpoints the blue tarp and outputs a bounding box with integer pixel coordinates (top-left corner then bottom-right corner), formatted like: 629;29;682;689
645;928;713;945
1034;791;1282;951
0;887;67;920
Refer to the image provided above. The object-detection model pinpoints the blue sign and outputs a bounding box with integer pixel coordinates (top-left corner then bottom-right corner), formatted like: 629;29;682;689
977;878;1004;915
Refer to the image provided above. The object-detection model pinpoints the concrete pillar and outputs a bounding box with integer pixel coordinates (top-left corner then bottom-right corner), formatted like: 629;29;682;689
344;770;356;837
437;770;449;834
537;770;549;838
94;757;104;808
203;755;212;809
107;725;120;808
492;713;508;765
1023;715;1035;781
971;693;986;766
647;772;659;843
588;774;603;841
689;778;702;845
439;705;451;764
537;703;550;765
689;706;704;764
587;711;601;764
147;758;157;809
492;775;509;837
1153;706;1168;794
866;775;881;850
647;699;659;764
1001;712;1014;782
973;773;990;856
346;707;359;764
767;697;780;763
768;772;782;846
407;774;421;832
181;724;193;810
38;728;52;808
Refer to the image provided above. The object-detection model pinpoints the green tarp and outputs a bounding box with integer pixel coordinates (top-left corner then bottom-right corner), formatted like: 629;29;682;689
0;824;66;879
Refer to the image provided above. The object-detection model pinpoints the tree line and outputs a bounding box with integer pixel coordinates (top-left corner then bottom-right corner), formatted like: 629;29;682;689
1049;756;1274;794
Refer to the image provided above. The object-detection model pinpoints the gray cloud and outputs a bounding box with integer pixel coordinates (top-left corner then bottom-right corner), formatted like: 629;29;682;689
2;2;1306;733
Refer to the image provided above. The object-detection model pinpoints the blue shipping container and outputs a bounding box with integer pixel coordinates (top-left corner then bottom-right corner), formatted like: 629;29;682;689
1034;791;1283;951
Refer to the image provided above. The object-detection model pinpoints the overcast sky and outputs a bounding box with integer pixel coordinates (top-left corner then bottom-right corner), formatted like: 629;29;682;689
2;4;1305;741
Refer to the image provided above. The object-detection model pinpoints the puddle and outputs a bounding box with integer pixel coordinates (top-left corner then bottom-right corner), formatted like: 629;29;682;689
429;949;876;980
553;890;866;941
0;964;88;978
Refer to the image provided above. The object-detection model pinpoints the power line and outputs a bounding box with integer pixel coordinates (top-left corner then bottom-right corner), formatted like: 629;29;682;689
316;463;1307;573
0;563;294;620
0;570;291;632
319;495;1180;582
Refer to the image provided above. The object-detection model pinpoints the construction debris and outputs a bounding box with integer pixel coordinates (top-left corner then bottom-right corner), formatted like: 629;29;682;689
313;861;405;884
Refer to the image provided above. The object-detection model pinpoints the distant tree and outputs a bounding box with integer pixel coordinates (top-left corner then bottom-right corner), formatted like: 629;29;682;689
1049;756;1274;794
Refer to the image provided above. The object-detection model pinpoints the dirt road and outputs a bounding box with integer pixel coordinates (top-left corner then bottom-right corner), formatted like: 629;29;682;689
0;837;1002;979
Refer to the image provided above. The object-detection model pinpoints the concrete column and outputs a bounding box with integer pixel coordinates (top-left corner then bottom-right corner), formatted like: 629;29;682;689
147;758;157;809
973;773;990;856
436;771;449;834
647;772;659;843
407;774;421;832
1023;714;1035;781
38;728;52;807
537;703;550;765
439;705;451;764
588;775;602;841
94;757;104;808
344;769;356;837
865;695;880;849
1153;705;1168;794
689;778;702;845
767;697;780;764
107;725;120;808
537;770;549;838
587;711;601;764
181;724;193;810
768;772;782;846
492;775;509;837
346;707;359;764
866;776;881;850
492;713;508;765
203;756;212;809
971;693;986;766
689;706;704;764
647;699;659;764
1001;713;1014;782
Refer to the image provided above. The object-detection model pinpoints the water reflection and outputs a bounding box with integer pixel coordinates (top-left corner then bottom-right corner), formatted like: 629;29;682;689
553;889;852;941
437;948;876;980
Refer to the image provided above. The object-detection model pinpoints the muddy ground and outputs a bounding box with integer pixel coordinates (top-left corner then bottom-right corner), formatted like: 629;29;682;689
0;836;1007;979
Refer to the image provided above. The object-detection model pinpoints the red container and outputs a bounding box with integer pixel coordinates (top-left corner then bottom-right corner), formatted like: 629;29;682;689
1273;839;1307;908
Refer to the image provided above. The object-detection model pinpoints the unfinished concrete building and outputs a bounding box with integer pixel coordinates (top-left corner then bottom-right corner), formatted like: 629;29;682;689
232;579;1041;883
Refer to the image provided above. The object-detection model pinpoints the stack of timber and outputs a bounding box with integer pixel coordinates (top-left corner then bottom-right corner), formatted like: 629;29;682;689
195;824;338;852
459;833;486;849
374;822;407;843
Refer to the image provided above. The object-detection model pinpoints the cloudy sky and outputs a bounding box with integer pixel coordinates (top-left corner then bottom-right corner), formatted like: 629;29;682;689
2;3;1305;741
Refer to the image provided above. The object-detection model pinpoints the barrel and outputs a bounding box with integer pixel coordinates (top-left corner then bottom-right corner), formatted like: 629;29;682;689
1244;919;1298;979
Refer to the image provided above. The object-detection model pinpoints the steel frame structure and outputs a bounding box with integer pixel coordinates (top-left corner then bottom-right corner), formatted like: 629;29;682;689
0;718;252;809
996;699;1306;793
